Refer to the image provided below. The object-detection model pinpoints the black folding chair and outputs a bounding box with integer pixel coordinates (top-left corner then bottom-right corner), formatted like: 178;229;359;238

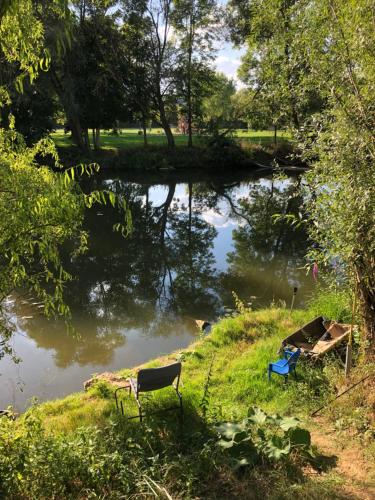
115;362;183;422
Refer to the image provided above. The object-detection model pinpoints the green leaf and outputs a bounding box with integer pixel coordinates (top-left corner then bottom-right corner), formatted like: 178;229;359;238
288;427;311;447
278;416;301;431
217;439;235;449
215;421;246;439
248;406;268;425
108;191;115;208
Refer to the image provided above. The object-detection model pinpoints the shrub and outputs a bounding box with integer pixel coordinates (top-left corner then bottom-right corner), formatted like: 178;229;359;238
307;287;351;323
215;407;313;469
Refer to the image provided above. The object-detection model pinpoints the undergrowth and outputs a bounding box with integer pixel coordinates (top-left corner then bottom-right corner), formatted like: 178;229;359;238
0;297;373;499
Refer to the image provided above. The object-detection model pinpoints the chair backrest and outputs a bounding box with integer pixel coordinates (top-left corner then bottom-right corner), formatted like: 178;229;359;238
287;349;301;370
137;362;181;393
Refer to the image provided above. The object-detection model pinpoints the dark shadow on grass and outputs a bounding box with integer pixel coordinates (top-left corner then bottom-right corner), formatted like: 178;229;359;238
310;450;338;472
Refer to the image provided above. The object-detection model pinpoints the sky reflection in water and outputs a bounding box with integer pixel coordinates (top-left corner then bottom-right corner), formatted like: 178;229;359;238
0;172;314;410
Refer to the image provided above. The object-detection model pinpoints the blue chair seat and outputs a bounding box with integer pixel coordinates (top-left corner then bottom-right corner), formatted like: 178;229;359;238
269;360;289;375
268;348;301;382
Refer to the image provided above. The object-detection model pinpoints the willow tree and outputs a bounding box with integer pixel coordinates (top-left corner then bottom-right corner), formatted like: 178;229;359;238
228;0;374;354
302;0;375;355
0;0;130;360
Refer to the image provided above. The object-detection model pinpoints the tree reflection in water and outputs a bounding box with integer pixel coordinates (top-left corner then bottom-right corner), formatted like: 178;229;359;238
219;178;311;308
13;173;312;370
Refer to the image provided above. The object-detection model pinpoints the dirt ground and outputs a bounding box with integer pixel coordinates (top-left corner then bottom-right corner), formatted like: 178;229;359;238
310;417;375;500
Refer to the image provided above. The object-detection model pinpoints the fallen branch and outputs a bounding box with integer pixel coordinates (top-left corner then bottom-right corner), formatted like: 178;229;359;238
311;374;372;417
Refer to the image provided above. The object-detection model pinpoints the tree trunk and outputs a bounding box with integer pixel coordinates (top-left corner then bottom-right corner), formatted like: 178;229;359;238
355;262;375;357
69;116;86;152
142;115;148;147
92;128;100;150
188;181;193;290
159;183;176;246
187;16;194;148
50;68;90;154
83;128;90;150
157;93;175;148
281;4;300;130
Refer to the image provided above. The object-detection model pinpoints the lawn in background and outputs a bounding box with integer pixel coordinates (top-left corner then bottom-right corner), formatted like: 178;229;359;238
51;128;291;151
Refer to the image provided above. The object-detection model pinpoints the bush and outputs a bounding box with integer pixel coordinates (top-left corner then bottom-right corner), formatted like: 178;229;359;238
307;288;351;323
204;135;249;168
215;406;313;469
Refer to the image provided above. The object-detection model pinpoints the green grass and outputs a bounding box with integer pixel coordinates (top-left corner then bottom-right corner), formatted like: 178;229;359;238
51;128;291;151
1;302;373;498
52;128;201;150
234;128;292;145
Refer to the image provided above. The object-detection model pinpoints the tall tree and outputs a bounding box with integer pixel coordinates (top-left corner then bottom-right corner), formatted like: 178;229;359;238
121;0;179;148
39;0;126;152
201;72;236;133
228;0;323;132
120;9;154;146
300;0;375;354
72;5;128;150
172;0;219;146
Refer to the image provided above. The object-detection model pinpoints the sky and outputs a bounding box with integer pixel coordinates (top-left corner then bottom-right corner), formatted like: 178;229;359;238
215;0;246;87
215;44;246;87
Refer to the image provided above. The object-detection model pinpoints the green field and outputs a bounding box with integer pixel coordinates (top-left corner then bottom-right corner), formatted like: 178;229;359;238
52;128;291;151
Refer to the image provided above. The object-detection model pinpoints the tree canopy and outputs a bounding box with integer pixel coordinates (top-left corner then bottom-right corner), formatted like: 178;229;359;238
0;0;374;355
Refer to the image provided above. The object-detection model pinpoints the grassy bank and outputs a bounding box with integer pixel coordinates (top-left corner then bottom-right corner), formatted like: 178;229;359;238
1;302;374;498
52;129;293;171
52;128;291;150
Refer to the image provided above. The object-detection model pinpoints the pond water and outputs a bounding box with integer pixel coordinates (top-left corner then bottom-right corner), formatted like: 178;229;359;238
0;170;314;411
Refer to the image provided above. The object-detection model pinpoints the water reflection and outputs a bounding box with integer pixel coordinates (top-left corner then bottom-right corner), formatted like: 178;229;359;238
221;179;309;306
1;172;314;409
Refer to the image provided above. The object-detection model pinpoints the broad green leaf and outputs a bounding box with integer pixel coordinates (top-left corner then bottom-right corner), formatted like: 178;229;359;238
288;427;311;447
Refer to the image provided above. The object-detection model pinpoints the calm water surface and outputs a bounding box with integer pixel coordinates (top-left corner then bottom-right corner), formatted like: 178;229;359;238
1;170;314;410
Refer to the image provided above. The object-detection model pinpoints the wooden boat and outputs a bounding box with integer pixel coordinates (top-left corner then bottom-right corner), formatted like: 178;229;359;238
281;316;351;358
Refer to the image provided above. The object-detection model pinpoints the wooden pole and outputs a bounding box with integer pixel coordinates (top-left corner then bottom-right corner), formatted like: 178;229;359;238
290;287;298;313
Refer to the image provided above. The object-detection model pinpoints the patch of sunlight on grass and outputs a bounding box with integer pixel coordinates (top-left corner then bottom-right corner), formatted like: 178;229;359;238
50;128;291;150
32;308;325;435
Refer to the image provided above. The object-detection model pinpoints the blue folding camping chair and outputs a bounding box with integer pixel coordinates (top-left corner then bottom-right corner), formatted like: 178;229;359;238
268;348;301;383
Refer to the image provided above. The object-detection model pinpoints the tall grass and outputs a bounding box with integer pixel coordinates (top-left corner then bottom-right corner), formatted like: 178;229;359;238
0;299;373;498
307;287;352;323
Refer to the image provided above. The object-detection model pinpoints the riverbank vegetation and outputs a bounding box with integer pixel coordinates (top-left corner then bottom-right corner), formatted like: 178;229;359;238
1;0;374;498
52;128;293;170
1;296;374;498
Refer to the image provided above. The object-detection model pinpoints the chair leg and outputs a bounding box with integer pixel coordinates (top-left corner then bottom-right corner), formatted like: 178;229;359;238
293;369;298;380
180;396;183;423
115;385;131;416
135;396;143;422
175;389;183;424
284;375;288;385
268;365;272;381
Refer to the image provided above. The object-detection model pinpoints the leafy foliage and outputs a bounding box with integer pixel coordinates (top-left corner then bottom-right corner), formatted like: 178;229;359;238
0;1;131;359
228;0;324;131
0;128;131;359
299;0;375;351
216;406;313;468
